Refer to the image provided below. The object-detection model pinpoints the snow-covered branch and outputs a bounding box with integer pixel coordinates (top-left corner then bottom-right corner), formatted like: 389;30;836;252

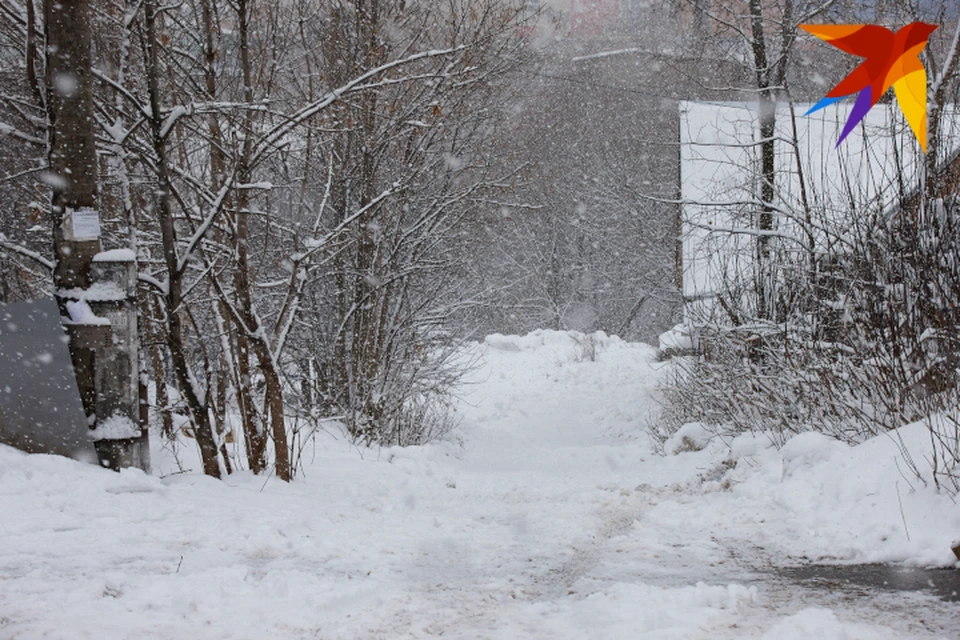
176;176;235;275
272;158;335;360
0;234;54;270
251;46;468;167
0;121;44;146
137;272;168;295
158;101;269;140
92;67;152;121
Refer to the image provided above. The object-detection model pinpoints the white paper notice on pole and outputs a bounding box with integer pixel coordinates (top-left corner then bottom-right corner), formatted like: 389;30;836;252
70;207;100;240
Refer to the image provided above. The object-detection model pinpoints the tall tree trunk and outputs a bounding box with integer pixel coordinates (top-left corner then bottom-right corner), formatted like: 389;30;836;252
45;0;99;291
27;0;44;108
348;0;386;438
144;0;221;478
199;0;263;473
232;0;290;481
146;297;174;438
925;18;960;202
749;0;776;321
45;0;100;423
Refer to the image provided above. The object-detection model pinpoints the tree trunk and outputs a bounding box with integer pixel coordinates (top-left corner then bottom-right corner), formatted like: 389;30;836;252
46;0;100;291
45;0;100;424
147;297;174;438
233;0;290;481
749;0;776;321
144;0;221;478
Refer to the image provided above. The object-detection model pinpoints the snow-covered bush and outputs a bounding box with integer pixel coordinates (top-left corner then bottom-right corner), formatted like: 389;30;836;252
662;193;960;493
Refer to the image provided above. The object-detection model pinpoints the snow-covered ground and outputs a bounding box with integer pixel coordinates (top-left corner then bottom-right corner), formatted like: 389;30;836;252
1;330;959;639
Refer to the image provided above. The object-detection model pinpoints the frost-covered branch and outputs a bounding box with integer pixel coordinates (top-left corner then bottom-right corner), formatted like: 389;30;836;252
0;234;54;270
273;158;335;360
0;121;44;146
251;46;468;166
176;177;235;275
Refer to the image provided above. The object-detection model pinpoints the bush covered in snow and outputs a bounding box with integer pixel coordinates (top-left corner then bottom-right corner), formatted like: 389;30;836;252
662;195;960;495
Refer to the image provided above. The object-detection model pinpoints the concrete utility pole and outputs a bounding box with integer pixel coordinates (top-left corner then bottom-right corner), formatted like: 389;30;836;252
45;0;147;471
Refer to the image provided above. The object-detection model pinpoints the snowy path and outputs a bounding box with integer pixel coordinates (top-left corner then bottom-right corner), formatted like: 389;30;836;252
1;330;959;639
381;332;960;639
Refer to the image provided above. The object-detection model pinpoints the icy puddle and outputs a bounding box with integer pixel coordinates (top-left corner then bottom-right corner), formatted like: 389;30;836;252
779;564;960;602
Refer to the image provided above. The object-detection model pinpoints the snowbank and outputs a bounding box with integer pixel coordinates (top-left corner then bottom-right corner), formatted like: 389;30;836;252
484;329;625;354
653;421;960;568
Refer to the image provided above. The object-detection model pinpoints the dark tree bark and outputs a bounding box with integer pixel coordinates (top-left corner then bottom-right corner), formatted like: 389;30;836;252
45;0;100;291
45;0;100;422
230;0;290;481
144;0;222;478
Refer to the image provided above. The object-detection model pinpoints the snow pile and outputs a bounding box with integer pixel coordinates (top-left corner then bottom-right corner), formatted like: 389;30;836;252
641;418;960;570
761;608;900;640
658;323;694;352
664;421;713;454
484;329;624;356
64;299;109;325
719;422;960;566
93;248;136;262
89;414;141;441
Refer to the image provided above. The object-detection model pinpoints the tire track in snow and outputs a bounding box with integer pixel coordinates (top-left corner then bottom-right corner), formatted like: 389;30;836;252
526;488;651;600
